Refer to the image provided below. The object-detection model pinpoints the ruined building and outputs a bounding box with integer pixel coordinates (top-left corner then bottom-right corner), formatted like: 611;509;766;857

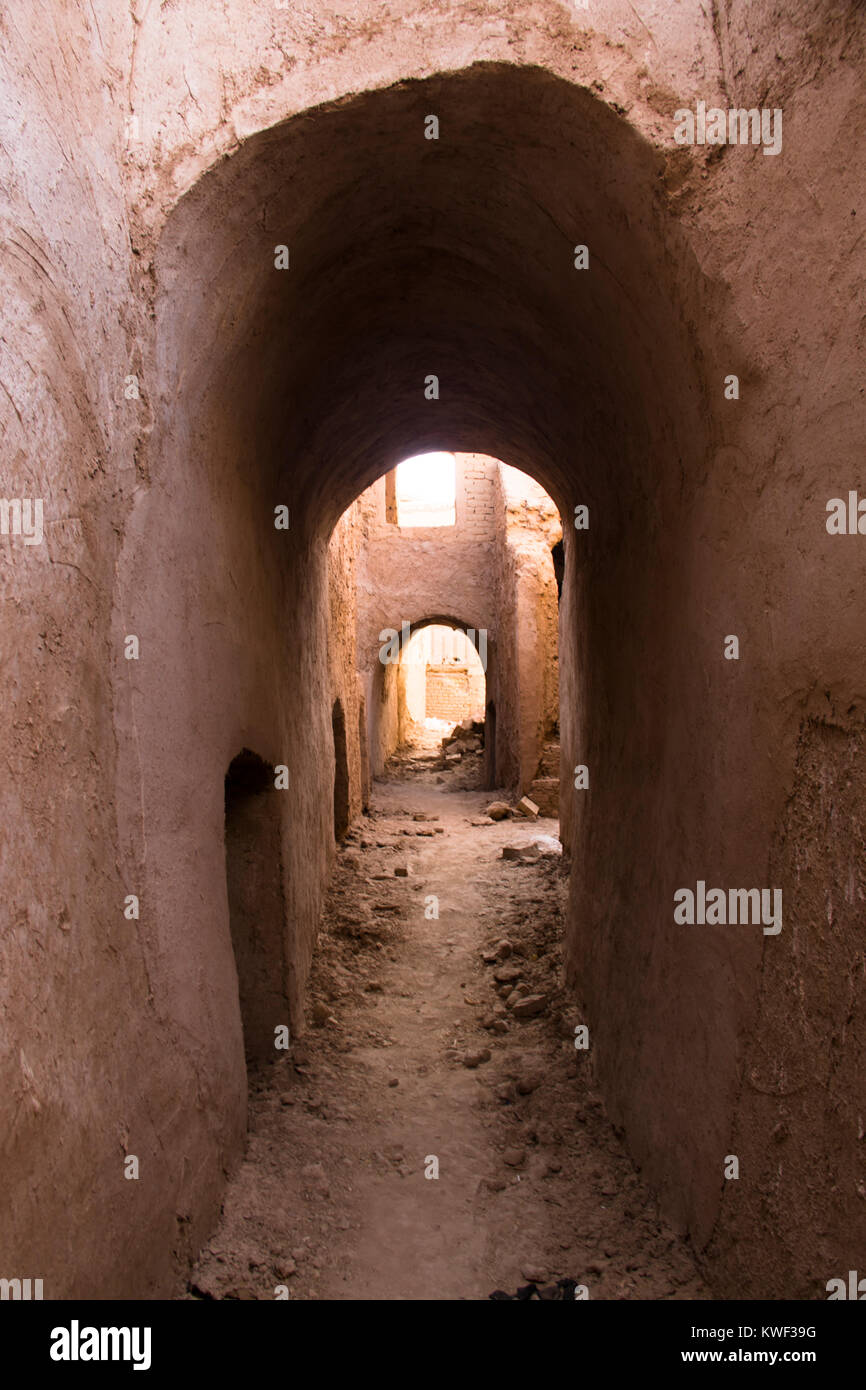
341;453;561;800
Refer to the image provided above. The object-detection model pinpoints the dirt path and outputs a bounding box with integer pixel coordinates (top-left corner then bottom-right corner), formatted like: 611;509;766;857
187;772;709;1301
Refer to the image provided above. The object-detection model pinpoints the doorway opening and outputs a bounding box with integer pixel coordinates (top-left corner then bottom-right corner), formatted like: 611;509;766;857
485;699;497;787
386;452;457;528
403;623;485;727
358;696;371;812
551;539;564;600
224;750;288;1066
332;699;350;838
380;621;488;786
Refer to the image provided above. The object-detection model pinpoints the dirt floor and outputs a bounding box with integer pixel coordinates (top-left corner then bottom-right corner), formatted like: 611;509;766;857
186;735;709;1301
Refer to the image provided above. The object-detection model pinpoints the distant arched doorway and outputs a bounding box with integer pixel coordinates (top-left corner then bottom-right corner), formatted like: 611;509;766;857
400;622;486;731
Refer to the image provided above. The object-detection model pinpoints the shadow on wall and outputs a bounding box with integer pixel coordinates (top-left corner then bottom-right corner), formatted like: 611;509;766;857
332;699;350;838
485;700;497;788
551;540;564;600
358;696;371;811
224;750;289;1067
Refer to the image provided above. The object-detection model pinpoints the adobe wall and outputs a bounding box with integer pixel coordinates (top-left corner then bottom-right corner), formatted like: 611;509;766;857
0;4;171;1297
425;666;486;722
327;504;365;834
495;465;562;797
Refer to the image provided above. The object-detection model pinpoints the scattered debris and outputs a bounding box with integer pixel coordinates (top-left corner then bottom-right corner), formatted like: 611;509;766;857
502;844;540;862
490;1278;579;1301
462;1048;492;1068
512;993;548;1019
187;768;708;1303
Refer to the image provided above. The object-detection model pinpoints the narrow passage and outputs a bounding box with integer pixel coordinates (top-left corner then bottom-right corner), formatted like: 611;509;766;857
189;765;708;1300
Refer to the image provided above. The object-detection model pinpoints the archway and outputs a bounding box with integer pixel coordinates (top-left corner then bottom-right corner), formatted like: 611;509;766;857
350;442;563;799
403;623;485;727
123;61;750;1292
390;621;488;787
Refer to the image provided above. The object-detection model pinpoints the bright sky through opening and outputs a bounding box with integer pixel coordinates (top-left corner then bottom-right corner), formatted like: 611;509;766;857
396;452;457;526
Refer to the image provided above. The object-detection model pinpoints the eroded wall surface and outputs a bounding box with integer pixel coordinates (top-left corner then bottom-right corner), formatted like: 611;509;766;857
495;465;562;797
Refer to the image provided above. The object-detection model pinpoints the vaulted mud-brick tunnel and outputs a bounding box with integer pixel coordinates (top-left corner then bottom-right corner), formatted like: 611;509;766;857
118;61;863;1300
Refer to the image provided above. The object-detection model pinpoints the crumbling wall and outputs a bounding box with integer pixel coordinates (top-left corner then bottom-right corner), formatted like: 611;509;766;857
498;465;562;798
487;469;520;790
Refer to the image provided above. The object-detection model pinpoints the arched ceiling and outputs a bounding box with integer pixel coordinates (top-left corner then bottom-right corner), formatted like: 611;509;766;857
155;62;711;538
